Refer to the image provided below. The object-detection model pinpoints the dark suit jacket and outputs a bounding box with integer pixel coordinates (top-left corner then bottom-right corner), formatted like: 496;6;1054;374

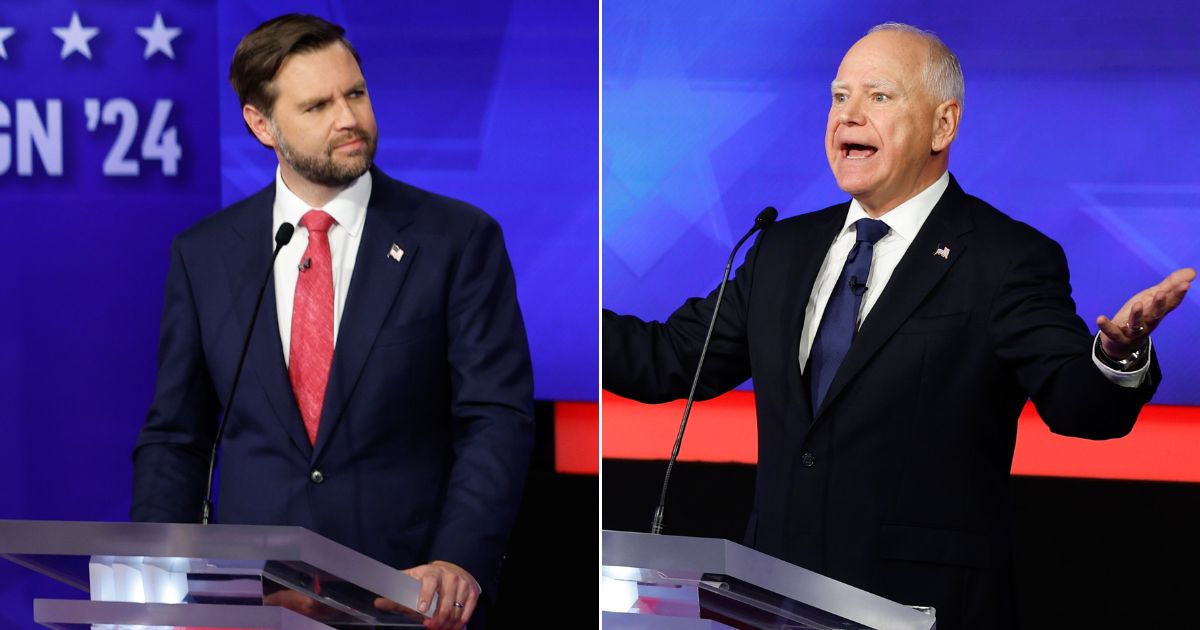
604;176;1159;629
132;167;534;597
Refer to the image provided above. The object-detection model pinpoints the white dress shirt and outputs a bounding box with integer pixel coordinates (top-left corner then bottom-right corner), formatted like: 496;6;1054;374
797;171;1147;387
272;168;371;366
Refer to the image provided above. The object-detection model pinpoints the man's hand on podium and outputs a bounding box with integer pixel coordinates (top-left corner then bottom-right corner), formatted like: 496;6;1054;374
375;559;481;630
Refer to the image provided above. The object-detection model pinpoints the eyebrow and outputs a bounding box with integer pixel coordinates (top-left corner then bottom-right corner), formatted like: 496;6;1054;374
296;81;367;111
830;79;902;93
297;95;330;111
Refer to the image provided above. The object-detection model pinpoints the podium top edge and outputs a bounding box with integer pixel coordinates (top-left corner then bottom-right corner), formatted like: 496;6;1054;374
0;519;319;560
601;530;935;630
0;519;423;611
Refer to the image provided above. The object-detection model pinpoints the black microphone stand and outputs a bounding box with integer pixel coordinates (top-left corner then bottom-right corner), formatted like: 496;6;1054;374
202;223;294;525
651;207;777;534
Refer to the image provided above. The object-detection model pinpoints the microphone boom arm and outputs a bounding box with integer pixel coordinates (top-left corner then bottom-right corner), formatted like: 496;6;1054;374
650;207;777;534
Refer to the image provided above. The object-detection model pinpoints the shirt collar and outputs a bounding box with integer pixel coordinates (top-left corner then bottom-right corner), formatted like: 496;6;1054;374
842;171;950;242
273;167;372;238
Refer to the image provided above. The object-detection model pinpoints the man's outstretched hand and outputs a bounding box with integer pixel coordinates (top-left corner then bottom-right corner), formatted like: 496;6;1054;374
1097;268;1195;359
375;560;481;630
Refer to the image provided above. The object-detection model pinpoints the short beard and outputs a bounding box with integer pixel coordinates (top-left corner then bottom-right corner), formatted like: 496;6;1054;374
269;118;377;189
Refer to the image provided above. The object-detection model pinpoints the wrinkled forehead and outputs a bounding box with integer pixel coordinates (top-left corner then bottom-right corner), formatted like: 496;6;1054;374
835;31;928;88
274;43;364;96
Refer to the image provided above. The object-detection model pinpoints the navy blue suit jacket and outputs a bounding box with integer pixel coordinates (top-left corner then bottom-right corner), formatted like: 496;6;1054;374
132;168;534;594
604;176;1159;629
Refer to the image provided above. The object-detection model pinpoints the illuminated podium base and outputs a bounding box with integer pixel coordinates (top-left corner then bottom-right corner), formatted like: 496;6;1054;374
0;520;433;629
602;530;937;630
32;600;332;629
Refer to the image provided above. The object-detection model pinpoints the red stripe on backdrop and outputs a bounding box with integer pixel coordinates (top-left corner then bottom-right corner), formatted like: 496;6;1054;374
602;391;758;463
1012;403;1200;481
602;391;1200;483
555;401;599;475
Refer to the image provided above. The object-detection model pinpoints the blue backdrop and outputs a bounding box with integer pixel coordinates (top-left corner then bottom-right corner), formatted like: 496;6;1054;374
0;0;596;625
604;0;1200;403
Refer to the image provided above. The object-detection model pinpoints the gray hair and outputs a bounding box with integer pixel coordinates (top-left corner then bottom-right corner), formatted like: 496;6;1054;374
868;22;964;105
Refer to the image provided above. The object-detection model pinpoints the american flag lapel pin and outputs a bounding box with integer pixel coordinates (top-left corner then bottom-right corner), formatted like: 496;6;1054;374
387;244;404;262
934;245;950;260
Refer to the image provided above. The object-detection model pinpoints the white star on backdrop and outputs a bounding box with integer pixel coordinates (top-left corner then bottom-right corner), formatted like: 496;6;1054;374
52;12;99;60
136;12;181;60
0;26;14;60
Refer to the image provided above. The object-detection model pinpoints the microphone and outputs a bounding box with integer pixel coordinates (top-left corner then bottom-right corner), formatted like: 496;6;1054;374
650;206;778;534
849;275;867;296
201;223;294;525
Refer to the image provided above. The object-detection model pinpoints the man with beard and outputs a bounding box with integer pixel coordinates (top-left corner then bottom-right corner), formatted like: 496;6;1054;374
131;15;533;630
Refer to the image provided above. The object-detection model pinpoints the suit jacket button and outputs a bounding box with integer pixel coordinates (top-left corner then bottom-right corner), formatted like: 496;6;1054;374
310;469;325;484
800;452;815;467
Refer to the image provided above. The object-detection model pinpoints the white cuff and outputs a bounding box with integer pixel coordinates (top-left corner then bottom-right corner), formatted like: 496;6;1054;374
1092;333;1151;389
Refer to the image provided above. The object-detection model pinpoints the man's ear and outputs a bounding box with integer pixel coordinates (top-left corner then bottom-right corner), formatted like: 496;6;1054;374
243;104;276;149
931;99;961;153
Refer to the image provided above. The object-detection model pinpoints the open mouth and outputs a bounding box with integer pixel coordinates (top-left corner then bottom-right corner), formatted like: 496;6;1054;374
841;143;878;159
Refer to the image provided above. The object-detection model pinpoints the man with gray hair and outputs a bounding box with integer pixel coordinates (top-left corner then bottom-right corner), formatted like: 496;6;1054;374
604;24;1192;627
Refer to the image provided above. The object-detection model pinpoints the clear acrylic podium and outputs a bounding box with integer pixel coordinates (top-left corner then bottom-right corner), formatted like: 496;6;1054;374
0;519;432;629
602;530;937;630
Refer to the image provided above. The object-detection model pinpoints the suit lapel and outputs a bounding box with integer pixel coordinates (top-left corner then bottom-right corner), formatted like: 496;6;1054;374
781;207;847;420
814;177;975;420
224;188;313;458
312;175;419;461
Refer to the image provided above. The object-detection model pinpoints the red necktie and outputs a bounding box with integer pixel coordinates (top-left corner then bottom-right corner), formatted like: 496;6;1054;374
290;210;336;445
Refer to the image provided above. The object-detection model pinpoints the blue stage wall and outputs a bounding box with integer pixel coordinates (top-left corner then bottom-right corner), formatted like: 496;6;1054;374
604;0;1200;403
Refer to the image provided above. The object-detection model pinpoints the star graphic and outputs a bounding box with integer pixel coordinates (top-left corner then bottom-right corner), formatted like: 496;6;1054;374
136;12;181;60
0;26;14;60
52;12;99;60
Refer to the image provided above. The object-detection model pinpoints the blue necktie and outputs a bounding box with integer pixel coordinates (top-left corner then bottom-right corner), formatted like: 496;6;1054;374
809;218;890;414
